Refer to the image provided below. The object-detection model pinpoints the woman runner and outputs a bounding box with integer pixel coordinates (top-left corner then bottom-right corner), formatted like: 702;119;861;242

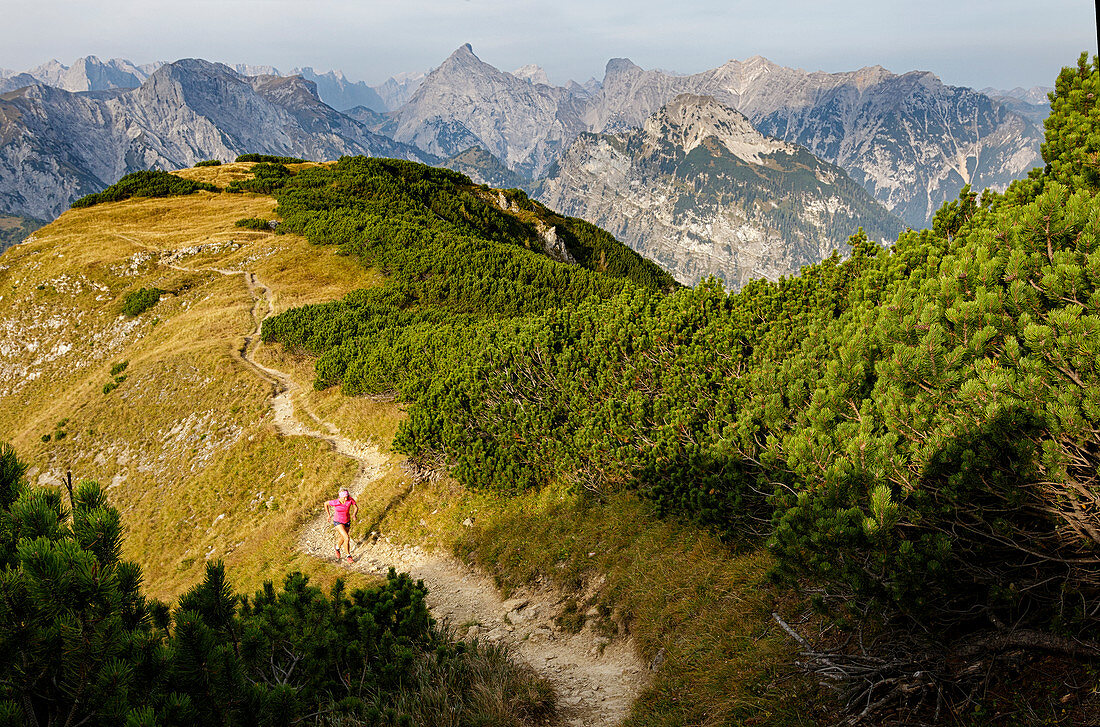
324;488;357;562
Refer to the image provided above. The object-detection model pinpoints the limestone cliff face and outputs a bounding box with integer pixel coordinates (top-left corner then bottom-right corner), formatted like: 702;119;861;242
536;95;904;288
0;60;431;220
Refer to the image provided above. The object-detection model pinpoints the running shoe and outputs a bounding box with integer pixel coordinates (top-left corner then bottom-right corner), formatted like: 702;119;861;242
346;555;354;563
335;547;341;560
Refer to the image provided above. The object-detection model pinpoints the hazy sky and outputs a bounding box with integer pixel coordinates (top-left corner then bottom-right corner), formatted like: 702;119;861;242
2;0;1095;90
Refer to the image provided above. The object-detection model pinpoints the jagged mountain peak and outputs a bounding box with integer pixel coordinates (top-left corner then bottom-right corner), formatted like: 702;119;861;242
445;43;479;64
30;59;67;75
391;45;581;173
644;94;786;163
726;55;777;70
427;44;503;83
604;58;642;79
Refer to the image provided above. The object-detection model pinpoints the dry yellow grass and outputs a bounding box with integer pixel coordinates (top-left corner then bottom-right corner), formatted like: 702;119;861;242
0;178;386;600
173;160;333;189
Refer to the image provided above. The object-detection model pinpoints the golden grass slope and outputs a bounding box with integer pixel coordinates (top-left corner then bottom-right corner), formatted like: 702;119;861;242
0;166;397;600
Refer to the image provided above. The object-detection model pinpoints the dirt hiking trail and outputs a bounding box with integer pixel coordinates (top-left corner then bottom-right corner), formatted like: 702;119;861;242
162;251;648;727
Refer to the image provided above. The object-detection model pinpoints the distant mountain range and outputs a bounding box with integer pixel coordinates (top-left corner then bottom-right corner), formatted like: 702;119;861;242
382;46;1047;229
980;86;1053;105
1;51;1049;226
0;48;1050;286
0;55;426;112
537;94;904;286
0;56;155;93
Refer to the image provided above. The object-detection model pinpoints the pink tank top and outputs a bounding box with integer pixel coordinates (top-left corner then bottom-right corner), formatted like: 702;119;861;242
328;497;356;523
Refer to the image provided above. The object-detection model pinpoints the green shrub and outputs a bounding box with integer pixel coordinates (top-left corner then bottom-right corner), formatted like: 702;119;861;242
109;361;128;377
226;163;293;194
235;217;272;231
121;288;162;316
235;153;307;164
373;59;1100;659
195;159;222;167
71;171;219;208
102;381;118;395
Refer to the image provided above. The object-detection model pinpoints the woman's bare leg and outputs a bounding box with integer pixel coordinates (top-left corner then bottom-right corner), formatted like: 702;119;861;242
336;523;350;554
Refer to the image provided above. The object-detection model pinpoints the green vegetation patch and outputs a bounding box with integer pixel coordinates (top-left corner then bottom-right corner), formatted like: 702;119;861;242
226;162;293;194
194;159;222;167
71;170;219;209
259;57;1100;725
235;153;307;164
121;287;162;316
234;217;273;230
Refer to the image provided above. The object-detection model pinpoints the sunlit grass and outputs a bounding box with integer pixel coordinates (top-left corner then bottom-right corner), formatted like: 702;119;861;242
0;179;386;601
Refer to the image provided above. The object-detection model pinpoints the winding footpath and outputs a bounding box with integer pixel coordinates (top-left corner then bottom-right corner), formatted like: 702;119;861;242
162;253;647;727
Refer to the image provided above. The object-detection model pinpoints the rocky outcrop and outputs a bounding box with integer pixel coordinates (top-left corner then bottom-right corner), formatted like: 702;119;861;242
536;223;576;264
536;94;904;287
0;60;432;220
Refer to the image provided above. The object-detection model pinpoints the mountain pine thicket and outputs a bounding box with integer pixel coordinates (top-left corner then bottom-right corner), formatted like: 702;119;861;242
260;55;1100;722
70;170;219;208
257;157;675;398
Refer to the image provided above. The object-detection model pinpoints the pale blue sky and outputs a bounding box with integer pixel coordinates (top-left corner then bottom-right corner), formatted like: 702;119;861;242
2;0;1094;90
